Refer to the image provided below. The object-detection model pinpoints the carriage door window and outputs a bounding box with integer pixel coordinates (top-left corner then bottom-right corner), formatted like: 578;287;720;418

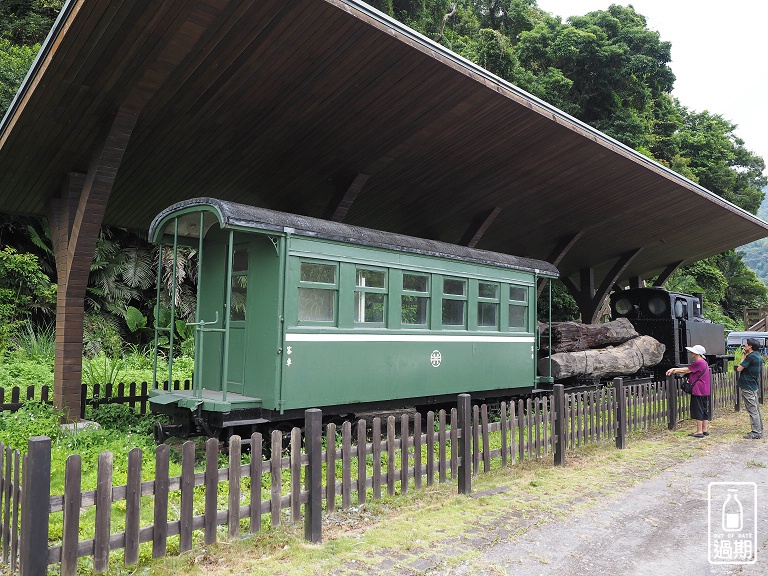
508;286;528;331
478;282;499;329
442;278;466;328
402;273;429;326
298;262;337;323
229;248;248;321
355;268;386;324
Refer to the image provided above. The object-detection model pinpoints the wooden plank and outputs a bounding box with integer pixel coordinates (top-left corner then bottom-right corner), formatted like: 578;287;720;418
10;450;19;573
426;411;434;486
291;428;301;522
413;412;422;490
180;441;195;550
250;432;263;534
124;448;142;566
94;451;114;573
517;399;525;462
400;414;409;494
0;444;7;562
472;404;480;474
141;381;148;414
271;430;282;526
204;438;218;545
450;408;458;479
508;402;516;466
325;423;336;511
61;454;82;576
153;444;170;557
357;420;367;505
526;398;533;459
372;418;382;500
437;410;447;483
481;404;490;472
342;421;352;509
535;398;542;459
229;435;242;537
500;401;508;467
387;416;396;497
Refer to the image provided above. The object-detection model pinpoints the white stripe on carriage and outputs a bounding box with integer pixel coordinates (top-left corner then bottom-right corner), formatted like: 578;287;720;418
284;334;535;343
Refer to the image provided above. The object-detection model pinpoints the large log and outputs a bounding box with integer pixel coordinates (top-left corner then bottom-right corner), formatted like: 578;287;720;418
539;318;639;352
538;335;665;379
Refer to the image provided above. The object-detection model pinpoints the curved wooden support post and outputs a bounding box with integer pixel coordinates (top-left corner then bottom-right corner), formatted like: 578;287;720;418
652;261;684;287
330;173;369;223
563;248;642;324
460;207;501;248
537;231;583;297
49;108;138;421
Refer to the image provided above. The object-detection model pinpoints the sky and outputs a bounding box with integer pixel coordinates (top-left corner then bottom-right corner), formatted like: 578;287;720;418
535;1;768;176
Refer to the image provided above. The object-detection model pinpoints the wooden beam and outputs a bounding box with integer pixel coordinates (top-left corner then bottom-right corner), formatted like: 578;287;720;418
460;207;501;248
330;173;369;222
562;249;642;324
653;261;685;287
49;107;139;422
538;231;583;297
586;248;643;323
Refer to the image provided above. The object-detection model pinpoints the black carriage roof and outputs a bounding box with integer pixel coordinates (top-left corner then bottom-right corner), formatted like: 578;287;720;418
150;197;559;279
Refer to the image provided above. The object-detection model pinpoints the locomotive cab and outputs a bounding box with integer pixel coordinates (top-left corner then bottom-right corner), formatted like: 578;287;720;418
610;287;727;375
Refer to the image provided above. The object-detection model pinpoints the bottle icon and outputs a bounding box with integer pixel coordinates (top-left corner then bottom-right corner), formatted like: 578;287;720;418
722;489;743;532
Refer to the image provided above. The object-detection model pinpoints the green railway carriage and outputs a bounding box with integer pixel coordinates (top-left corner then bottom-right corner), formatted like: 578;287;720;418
148;198;558;440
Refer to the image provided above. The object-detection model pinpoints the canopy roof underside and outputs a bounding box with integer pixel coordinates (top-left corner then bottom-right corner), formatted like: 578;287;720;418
0;0;765;287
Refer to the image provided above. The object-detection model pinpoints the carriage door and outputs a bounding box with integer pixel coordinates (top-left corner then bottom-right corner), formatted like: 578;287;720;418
226;245;249;395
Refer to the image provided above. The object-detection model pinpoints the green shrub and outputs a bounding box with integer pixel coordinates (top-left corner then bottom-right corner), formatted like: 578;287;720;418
0;402;62;451
0;356;54;388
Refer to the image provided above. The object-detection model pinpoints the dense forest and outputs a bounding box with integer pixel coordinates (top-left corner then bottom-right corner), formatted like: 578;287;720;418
0;0;767;349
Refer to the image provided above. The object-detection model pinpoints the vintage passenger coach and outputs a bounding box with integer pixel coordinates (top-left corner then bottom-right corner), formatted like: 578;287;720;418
148;198;559;441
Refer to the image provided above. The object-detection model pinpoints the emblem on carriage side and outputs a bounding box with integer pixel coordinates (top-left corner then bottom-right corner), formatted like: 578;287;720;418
430;350;442;367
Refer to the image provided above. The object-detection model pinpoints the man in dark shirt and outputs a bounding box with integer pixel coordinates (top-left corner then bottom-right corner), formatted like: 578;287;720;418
736;338;764;439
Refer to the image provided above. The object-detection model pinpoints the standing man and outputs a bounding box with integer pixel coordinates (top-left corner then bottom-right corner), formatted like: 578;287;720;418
737;338;763;439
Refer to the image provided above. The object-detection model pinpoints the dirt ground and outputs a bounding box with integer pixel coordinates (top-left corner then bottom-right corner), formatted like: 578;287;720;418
330;434;768;576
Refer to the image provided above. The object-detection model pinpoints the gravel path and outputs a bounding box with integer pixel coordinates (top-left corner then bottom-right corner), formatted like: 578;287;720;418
333;436;768;575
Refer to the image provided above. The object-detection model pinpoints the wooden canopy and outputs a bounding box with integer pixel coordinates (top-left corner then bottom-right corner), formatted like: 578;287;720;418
0;0;766;416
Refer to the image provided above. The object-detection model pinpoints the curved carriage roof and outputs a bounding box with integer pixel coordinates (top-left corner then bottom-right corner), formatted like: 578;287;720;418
151;198;559;278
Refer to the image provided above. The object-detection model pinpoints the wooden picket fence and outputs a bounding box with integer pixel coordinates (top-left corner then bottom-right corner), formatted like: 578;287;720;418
0;369;763;575
0;380;192;418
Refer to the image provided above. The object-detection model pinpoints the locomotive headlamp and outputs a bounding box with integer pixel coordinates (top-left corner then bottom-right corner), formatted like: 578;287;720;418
648;296;667;315
614;298;633;315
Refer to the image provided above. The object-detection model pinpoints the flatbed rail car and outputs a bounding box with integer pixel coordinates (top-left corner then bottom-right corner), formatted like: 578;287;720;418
148;198;558;441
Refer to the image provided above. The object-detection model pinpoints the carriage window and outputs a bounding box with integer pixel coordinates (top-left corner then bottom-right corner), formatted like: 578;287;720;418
509;286;528;331
402;273;429;326
354;267;387;324
298;261;337;323
230;248;248;321
477;282;499;329
442;277;466;328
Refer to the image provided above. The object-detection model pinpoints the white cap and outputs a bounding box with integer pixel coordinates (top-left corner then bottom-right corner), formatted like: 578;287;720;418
685;344;706;356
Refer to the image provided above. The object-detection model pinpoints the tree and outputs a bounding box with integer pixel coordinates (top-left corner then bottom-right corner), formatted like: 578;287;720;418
0;38;37;116
675;109;766;214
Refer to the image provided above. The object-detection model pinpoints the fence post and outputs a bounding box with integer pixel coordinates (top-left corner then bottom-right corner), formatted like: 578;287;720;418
734;370;741;412
304;409;322;543
615;378;626;449
553;384;566;466
19;436;51;576
457;394;471;495
666;374;678;430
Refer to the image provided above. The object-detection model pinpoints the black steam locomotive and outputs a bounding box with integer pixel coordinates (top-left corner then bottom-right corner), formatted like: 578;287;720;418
609;287;729;376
